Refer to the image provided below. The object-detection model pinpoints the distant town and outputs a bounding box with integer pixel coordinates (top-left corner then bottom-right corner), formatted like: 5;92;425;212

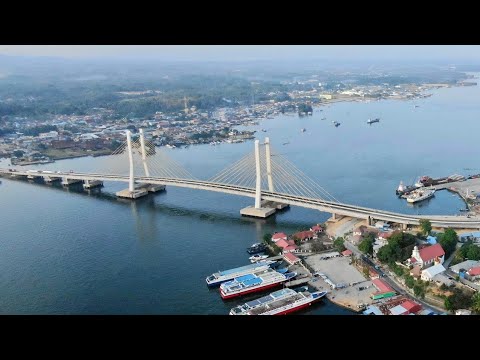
1;74;474;165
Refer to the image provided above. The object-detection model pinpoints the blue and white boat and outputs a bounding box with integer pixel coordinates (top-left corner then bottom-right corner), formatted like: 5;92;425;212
229;288;299;315
206;261;276;287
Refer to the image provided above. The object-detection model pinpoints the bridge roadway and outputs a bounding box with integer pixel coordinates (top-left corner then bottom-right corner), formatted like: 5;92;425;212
2;168;480;230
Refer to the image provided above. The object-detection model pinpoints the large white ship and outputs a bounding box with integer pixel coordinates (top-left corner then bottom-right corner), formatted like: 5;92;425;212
231;288;328;315
406;188;436;203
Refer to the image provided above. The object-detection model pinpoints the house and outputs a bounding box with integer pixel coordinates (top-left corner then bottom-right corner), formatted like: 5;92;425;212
421;263;446;281
467;266;480;280
342;249;353;257
433;273;454;287
450;260;480;274
292;230;316;242
283;252;301;265
353;225;368;237
389;300;422;315
310;224;324;233
409;244;445;269
377;232;393;242
371;278;395;300
276;239;297;253
410;265;422;278
271;232;288;243
351;235;363;245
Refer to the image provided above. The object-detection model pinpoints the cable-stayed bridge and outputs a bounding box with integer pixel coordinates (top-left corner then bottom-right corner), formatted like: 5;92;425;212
1;129;479;230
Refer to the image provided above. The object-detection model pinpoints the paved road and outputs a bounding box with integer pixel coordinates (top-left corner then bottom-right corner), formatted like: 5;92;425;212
344;237;446;313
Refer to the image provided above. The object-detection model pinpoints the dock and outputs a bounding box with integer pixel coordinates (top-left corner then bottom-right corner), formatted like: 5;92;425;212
284;277;312;288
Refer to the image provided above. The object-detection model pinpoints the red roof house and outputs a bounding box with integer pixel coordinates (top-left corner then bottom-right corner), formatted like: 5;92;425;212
310;224;324;233
292;230;316;242
271;232;288;242
283;252;301;265
400;300;422;314
468;266;480;277
342;249;353;257
275;239;290;249
372;278;393;293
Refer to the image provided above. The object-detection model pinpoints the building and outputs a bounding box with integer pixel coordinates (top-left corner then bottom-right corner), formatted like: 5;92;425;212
283;252;301;265
467;266;480;280
409;244;445;269
371;278;395;300
292;230;316;242
319;94;333;100
389;300;422;315
271;232;288;243
310;224;324;233
353;226;368;237
421;263;446;281
342;249;353;257
450;260;480;274
375;221;390;231
275;239;297;253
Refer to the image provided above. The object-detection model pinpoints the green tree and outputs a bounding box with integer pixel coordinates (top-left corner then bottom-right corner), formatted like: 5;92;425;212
358;237;374;255
263;233;272;244
404;275;415;289
419;219;432;236
438;228;458;257
311;240;325;253
413;283;425;299
333;237;346;253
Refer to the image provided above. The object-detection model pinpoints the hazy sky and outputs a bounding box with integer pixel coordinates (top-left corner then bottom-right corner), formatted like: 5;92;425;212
0;45;479;62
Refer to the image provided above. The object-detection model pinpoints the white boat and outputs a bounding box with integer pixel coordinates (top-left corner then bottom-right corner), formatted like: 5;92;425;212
249;254;269;263
406;188;436;203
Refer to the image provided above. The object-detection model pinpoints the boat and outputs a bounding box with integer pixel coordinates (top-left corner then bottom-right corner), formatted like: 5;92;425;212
396;180;421;196
229;287;302;315
282;142;290;145
230;288;328;315
249;254;269;263
247;243;267;254
219;269;297;299
367;118;380;124
321;117;327;120
406;188;436;203
205;261;276;287
332;121;340;127
261;129;267;132
301;128;306;132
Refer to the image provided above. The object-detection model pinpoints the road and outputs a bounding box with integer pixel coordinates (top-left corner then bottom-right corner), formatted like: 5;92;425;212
344;236;446;313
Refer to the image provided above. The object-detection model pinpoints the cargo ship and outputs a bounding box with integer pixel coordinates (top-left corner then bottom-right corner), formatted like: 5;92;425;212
220;269;297;299
205;261;276;287
230;288;328;315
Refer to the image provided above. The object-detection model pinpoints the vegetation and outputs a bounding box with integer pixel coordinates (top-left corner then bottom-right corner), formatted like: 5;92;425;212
376;231;416;264
22;125;58;136
12;150;24;158
297;103;313;114
413;281;428;299
472;292;480;314
333;237;346;253
358;234;374;256
459;240;480;261
437;228;458;258
444;288;474;311
419;219;432;236
311;240;325;253
404;275;415;289
262;233;272;244
363;266;370;278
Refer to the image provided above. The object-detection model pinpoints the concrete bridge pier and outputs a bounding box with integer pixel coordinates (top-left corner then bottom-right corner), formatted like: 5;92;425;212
62;178;83;187
83;180;103;189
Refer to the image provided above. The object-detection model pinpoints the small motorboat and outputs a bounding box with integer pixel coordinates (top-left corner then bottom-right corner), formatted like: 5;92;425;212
249;254;269;263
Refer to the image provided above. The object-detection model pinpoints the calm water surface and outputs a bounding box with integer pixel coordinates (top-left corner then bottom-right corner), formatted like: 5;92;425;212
1;78;479;314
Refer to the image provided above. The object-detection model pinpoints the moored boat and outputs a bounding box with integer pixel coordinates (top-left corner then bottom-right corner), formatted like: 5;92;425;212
220;269;297;299
206;260;276;287
231;289;328;315
249;254;269;263
246;243;267;254
406;188;436;203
